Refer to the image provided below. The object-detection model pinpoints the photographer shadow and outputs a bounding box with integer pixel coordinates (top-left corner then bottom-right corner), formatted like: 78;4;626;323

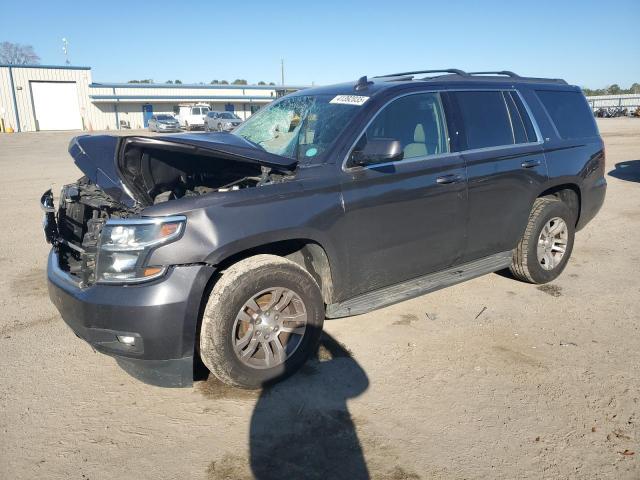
608;160;640;183
249;332;370;479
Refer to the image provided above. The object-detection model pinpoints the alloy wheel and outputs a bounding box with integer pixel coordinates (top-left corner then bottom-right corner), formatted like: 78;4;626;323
537;217;568;270
232;287;308;369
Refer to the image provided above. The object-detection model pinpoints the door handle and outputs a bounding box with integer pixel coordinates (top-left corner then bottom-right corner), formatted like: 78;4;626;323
521;159;542;168
436;174;462;185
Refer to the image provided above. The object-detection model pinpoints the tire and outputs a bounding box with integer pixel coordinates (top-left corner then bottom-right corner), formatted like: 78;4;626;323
510;197;575;284
217;122;223;132
199;254;325;389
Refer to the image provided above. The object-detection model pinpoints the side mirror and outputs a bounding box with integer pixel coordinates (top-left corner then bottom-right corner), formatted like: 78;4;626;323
351;138;403;166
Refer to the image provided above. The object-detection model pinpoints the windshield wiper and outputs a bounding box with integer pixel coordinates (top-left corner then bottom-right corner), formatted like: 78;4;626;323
239;136;266;151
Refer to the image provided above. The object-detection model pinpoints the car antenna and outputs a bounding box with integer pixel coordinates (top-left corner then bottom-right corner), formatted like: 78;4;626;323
355;75;373;91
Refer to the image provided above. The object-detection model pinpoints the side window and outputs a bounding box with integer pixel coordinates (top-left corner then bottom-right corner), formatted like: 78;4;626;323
536;90;598;139
452;91;513;149
359;92;449;160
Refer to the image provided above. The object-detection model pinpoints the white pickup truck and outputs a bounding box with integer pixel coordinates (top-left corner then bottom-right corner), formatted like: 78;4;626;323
175;104;211;130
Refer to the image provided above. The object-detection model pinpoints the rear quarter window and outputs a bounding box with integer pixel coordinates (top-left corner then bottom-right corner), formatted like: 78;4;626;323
536;90;598;139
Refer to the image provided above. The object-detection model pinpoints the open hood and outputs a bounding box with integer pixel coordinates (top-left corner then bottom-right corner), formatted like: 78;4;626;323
136;133;298;170
68;133;298;207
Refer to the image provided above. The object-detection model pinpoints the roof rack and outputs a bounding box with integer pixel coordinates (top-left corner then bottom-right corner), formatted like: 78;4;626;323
468;70;520;78
375;69;468;78
370;69;568;86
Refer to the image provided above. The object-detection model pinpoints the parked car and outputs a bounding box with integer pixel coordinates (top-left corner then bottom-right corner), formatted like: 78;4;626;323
175;104;210;130
148;114;181;132
42;69;606;389
205;111;243;132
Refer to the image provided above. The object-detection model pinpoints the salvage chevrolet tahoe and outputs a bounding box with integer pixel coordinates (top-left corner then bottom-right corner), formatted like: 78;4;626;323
43;69;606;388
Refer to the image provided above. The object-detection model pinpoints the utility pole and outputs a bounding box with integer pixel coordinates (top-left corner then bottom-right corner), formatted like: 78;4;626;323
281;58;285;86
62;38;70;65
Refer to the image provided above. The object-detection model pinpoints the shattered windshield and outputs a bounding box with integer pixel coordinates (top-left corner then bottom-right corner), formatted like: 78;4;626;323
233;94;362;160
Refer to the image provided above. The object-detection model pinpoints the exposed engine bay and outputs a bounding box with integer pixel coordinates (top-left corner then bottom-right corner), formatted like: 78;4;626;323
119;138;289;206
53;179;135;282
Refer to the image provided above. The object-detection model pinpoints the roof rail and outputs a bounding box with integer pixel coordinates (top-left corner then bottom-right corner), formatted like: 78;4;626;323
375;69;468;78
468;71;520;78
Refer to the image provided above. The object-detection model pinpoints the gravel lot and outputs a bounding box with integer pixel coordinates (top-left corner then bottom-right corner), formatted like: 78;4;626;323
1;119;639;480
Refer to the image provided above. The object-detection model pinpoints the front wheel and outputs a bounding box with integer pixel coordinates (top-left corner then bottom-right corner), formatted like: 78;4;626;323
199;255;325;389
510;197;575;284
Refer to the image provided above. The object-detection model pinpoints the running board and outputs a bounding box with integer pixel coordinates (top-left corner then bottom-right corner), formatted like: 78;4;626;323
325;251;512;318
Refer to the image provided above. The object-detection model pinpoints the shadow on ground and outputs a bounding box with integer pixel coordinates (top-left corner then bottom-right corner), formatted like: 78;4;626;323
608;160;640;183
205;333;370;480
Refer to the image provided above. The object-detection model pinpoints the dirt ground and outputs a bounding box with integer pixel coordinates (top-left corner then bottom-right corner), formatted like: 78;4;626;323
0;119;638;480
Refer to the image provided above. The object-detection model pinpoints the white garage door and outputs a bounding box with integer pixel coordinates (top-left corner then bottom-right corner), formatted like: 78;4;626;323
31;82;82;131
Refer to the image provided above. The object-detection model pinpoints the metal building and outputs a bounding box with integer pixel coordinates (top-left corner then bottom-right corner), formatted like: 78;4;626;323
0;64;303;132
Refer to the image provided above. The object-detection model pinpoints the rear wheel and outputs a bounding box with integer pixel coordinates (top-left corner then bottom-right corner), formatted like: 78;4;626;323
199;255;324;389
510;197;575;284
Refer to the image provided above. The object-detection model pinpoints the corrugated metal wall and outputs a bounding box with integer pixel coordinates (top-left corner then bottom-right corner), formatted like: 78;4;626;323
0;66;93;132
0;68;16;130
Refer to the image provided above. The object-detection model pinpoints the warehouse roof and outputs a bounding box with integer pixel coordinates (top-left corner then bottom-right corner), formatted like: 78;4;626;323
0;64;91;70
89;94;277;103
90;82;307;90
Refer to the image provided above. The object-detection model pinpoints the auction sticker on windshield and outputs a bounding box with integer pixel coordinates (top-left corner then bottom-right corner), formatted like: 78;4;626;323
329;95;369;106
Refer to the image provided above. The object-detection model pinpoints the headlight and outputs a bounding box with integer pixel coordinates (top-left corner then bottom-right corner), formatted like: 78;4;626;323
96;216;185;284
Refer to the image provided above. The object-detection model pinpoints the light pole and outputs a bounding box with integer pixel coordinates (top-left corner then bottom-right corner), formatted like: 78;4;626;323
62;38;70;65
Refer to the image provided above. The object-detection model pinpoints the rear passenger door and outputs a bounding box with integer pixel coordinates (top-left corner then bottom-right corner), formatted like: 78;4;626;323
450;90;547;262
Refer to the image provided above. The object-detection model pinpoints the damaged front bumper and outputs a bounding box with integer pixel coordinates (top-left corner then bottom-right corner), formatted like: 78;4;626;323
47;249;215;387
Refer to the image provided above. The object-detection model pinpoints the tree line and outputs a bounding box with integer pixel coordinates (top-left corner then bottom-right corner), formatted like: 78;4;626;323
582;84;640;96
126;79;277;86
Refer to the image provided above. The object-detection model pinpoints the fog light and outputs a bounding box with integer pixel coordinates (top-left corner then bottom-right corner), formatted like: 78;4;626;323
117;335;136;345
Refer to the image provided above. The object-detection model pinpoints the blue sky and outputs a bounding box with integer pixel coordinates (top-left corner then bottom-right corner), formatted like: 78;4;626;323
2;0;638;88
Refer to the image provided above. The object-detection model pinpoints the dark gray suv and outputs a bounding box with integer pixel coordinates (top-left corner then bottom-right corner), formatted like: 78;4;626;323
42;69;606;388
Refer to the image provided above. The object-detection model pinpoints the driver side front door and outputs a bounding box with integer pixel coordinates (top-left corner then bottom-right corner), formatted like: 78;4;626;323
338;92;468;298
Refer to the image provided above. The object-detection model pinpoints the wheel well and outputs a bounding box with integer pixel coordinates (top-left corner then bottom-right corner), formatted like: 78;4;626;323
215;240;334;304
539;184;581;224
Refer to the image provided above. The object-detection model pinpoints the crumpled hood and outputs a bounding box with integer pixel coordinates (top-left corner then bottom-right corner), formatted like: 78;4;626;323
68;133;298;207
